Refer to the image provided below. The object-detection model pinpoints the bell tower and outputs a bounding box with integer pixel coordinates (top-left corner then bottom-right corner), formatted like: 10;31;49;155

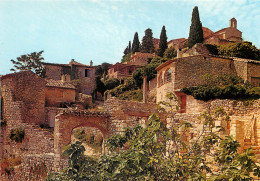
229;18;237;29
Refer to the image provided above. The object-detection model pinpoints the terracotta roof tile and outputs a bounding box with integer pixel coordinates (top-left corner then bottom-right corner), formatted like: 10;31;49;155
46;79;76;89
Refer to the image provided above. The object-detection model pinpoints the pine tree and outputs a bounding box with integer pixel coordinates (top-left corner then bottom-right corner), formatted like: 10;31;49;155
132;32;140;53
188;6;204;48
157;25;168;57
141;28;155;53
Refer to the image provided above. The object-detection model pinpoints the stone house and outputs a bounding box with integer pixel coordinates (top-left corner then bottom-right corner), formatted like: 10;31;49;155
43;60;95;95
124;52;155;66
108;63;139;82
155;54;260;111
45;79;76;107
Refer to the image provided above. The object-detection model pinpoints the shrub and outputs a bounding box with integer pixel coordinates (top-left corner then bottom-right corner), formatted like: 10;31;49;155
181;74;260;101
9;127;25;143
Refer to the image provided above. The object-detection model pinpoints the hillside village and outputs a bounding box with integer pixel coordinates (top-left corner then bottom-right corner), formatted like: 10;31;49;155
1;6;260;181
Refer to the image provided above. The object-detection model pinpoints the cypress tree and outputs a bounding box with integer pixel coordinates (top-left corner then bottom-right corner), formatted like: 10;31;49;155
157;25;168;57
132;32;140;53
188;6;204;48
141;28;155;53
128;41;131;54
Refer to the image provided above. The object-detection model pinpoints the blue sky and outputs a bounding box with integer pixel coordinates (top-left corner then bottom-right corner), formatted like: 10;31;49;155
0;0;259;75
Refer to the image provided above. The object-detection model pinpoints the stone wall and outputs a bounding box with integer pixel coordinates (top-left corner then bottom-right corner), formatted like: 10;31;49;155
44;64;62;80
45;87;76;107
1;71;46;125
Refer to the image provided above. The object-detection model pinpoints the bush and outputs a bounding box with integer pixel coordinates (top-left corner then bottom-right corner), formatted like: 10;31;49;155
181;74;260;101
9;128;25;143
204;44;218;55
218;41;260;60
104;78;120;90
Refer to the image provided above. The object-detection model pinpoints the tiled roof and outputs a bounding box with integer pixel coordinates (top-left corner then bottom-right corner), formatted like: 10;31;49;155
43;60;91;67
46;79;76;89
167;38;186;44
69;60;89;66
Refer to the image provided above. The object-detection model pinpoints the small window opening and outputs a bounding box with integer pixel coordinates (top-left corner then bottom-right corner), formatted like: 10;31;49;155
85;69;89;77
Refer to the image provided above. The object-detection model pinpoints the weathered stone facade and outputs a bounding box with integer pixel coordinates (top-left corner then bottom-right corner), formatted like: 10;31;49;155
156;55;260;103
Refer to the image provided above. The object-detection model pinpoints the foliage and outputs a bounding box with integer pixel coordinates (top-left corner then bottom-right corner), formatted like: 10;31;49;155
132;32;140;53
104;78;120;90
141;28;155;53
188;6;204;48
95;76;106;96
0;120;6;127
9;127;25;143
121;52;132;63
117;89;143;102
163;47;177;59
204;44;219;55
157;25;168;57
10;51;46;77
132;56;168;87
47;96;260;180
218;41;260;60
181;74;260;101
95;62;111;78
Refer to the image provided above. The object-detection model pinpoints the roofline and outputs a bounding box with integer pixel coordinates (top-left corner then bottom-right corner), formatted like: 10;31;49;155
43;62;93;68
46;85;76;89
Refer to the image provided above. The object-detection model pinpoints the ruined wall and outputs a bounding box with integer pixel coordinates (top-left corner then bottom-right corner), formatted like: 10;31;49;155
78;77;95;95
1;71;46;125
45;87;76;107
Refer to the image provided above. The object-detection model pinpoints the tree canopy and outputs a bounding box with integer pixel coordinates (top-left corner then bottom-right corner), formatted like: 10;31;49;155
10;50;46;77
141;28;155;53
188;6;204;48
157;25;168;57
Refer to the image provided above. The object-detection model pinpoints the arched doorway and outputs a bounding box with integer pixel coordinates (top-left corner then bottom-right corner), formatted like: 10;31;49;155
71;127;104;158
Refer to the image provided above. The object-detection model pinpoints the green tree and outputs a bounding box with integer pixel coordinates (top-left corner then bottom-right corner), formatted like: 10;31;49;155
141;28;155;53
218;41;260;60
188;6;204;48
132;32;140;53
157;25;168;57
47;94;260;180
10;50;46;77
163;47;177;59
95;62;111;79
104;78;120;90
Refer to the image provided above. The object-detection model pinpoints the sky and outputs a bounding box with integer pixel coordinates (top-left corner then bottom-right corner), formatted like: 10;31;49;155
0;0;259;75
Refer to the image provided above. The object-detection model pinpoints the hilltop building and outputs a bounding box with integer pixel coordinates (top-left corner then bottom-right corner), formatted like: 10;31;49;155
108;63;139;82
43;59;95;95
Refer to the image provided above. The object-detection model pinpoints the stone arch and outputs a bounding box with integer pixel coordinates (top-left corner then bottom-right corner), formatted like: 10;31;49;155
53;111;110;170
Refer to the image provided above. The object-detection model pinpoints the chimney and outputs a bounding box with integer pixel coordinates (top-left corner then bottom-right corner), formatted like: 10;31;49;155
229;18;237;29
143;76;148;103
90;60;93;66
177;49;182;58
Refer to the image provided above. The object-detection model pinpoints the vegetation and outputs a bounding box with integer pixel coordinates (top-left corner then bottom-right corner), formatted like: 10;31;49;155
95;62;111;78
10;50;46;77
8;127;25;143
181;74;260;101
157;25;168;57
104;78;120;90
132;32;140;54
133;56;168;87
218;41;260;60
188;6;204;48
47;93;260;180
163;47;177;59
141;28;155;53
74;128;103;152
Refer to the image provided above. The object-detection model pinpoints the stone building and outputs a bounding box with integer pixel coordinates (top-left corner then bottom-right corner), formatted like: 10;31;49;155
43;59;95;95
155;54;260;108
124;52;155;66
45;79;76;107
203;18;242;45
108;63;139;82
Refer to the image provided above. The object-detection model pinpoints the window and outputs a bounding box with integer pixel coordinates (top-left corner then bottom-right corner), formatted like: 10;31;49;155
85;69;89;77
166;69;172;82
